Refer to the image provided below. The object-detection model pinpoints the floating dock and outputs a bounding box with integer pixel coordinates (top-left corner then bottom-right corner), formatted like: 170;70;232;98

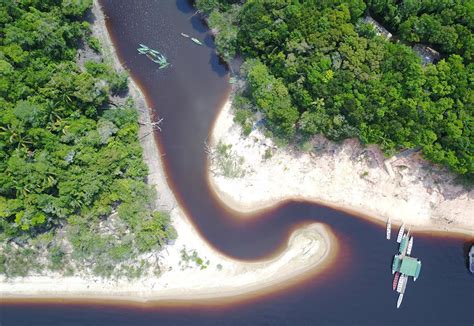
390;225;421;308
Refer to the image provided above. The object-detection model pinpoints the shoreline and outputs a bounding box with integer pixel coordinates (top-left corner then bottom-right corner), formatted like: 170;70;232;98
208;99;474;237
1;223;337;305
0;0;336;303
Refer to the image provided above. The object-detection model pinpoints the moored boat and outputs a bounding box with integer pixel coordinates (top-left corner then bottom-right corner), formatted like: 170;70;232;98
399;234;408;255
396;275;406;293
392;255;401;274
396;223;405;243
414;261;421;281
386;218;391;240
470;246;474;273
397;293;404;309
392;272;400;290
180;32;190;38
407;236;413;255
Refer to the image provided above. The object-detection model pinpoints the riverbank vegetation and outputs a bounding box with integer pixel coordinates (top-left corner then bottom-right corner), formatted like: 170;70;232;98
366;0;473;61
208;141;246;178
197;0;473;181
0;1;176;278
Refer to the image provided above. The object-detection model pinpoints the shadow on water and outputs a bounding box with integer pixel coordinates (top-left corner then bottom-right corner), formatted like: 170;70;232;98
204;34;215;49
190;15;209;33
208;50;228;77
2;0;473;324
176;0;195;14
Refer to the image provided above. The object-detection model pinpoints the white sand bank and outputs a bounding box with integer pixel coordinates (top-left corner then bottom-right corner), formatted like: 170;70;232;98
209;99;474;236
0;1;335;303
1;223;335;303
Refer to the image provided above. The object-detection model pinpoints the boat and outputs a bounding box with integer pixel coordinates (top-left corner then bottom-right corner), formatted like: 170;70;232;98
392;255;401;274
139;44;169;68
397;293;404;309
146;53;160;63
396;275;406;293
392;272;400;290
191;37;203;45
399;234;408;255
180;32;190;38
407;236;413;255
386;218;391;240
396;223;405;243
414;261;421;281
470;246;474;273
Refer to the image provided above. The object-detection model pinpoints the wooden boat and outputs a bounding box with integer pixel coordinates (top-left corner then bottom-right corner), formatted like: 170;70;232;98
392;272;400;290
180;32;190;38
396;223;405;243
191;37;203;45
407;236;413;255
137;43;170;69
386;218;391;240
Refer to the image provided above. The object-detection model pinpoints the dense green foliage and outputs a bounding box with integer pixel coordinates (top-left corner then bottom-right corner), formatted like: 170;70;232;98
366;0;474;61
0;0;175;277
197;0;473;180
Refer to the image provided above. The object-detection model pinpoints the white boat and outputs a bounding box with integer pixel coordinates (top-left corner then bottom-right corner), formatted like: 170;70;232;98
470;246;474;274
396;224;405;243
180;32;190;38
397;293;404;309
191;37;203;45
407;236;413;255
386;218;391;240
396;275;406;293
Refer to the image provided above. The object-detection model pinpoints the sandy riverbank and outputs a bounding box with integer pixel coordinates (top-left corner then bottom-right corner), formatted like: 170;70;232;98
1;222;336;304
0;0;336;303
208;99;474;236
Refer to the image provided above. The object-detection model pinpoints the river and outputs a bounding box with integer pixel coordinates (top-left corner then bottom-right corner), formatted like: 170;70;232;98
1;0;473;324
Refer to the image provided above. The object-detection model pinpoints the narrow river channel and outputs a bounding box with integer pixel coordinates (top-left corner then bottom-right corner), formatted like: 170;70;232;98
2;1;473;324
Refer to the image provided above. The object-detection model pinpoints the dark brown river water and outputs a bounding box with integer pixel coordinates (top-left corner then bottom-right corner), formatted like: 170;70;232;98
1;1;473;325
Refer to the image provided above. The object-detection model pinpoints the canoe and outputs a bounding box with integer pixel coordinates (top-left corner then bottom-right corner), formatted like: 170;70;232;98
191;37;203;45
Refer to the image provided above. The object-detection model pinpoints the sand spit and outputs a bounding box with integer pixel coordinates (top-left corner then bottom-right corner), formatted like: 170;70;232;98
1;223;335;304
209;99;474;236
0;1;334;303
